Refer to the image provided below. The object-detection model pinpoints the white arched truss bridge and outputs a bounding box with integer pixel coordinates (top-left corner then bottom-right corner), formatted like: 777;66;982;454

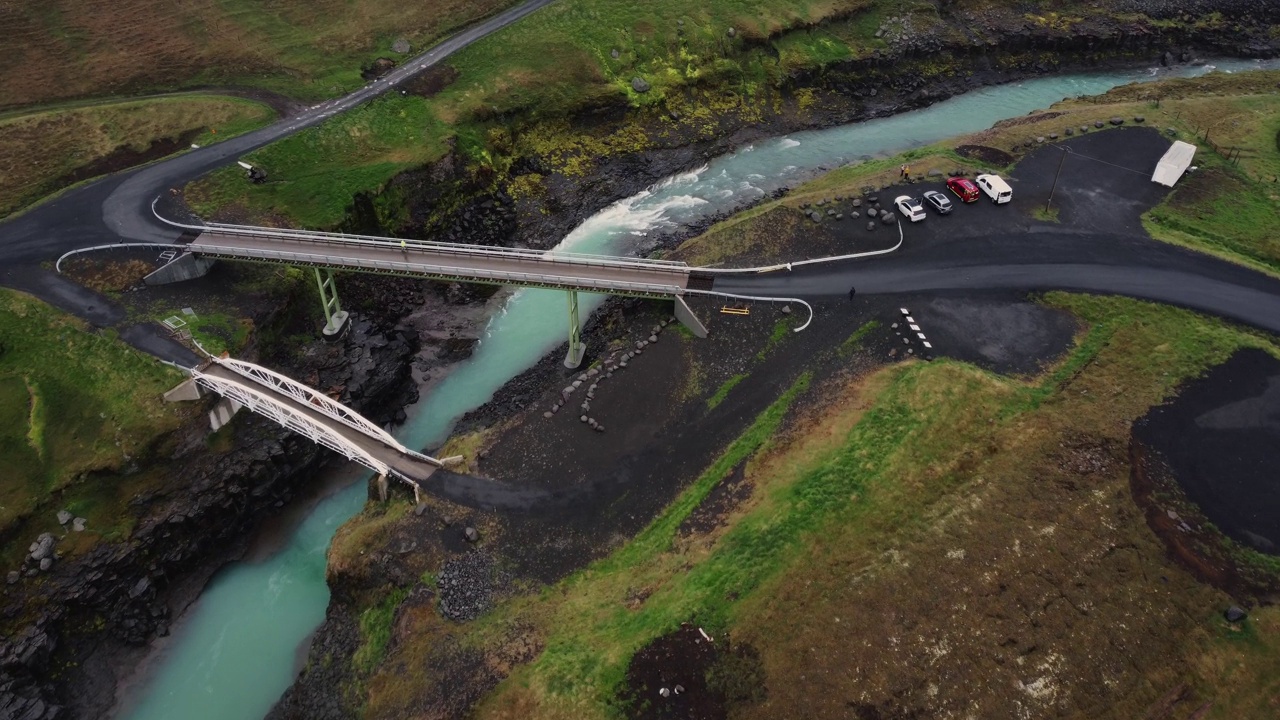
192;356;442;486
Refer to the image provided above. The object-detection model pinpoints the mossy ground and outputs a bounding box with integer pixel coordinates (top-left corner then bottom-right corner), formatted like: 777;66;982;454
0;289;187;560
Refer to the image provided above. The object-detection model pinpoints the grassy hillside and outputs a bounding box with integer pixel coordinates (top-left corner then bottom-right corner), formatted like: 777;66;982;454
0;0;517;108
0;94;275;219
0;289;186;554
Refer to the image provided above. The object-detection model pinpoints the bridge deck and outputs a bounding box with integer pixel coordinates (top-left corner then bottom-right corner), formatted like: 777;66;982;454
190;231;692;296
203;363;438;484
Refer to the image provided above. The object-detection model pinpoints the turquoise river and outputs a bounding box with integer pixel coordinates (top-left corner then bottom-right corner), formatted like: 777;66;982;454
118;58;1277;719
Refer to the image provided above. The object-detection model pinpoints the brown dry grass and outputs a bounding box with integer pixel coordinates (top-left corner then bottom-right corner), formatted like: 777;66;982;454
0;95;273;217
0;0;516;108
729;297;1280;720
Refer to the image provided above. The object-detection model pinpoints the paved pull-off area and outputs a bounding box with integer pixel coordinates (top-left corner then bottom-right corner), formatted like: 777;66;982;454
724;128;1280;336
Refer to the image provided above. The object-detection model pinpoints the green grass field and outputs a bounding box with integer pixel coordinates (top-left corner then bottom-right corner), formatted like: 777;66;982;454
0;289;185;547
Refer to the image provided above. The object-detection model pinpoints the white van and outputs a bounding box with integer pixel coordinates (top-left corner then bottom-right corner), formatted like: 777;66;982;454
976;174;1013;204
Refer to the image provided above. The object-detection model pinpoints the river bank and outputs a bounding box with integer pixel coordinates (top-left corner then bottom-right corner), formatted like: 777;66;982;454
268;78;1277;720
4;21;1273;720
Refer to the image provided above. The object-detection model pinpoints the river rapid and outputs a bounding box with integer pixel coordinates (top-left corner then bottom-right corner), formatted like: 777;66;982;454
116;58;1279;720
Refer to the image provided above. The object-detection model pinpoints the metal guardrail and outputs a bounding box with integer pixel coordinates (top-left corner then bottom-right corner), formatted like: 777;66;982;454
700;215;905;274
54;242;183;273
152;199;689;275
188;242;687;297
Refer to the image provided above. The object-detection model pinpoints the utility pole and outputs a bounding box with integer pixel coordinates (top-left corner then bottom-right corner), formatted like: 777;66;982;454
1046;145;1069;213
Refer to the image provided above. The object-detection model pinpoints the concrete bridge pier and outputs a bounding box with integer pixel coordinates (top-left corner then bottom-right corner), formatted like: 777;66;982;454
565;289;585;368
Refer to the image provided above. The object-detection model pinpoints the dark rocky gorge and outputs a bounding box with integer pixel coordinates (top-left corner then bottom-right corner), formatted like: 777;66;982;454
0;312;419;720
4;3;1280;719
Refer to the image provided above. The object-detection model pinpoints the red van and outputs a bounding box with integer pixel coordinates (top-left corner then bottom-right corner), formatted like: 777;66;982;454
946;177;980;203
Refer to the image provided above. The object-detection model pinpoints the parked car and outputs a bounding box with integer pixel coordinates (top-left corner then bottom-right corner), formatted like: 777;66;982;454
894;195;926;222
922;190;952;215
975;173;1013;204
946;176;980;203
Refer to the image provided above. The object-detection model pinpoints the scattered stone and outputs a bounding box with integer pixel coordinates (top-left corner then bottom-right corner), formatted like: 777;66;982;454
1080;125;1089;133
1065;127;1074;136
580;415;588;422
57;510;72;525
781;305;792;314
1049;133;1058;140
6;571;17;584
927;169;942;177
29;533;55;562
589;418;598;428
1167;509;1179;520
868;195;879;203
572;380;583;388
827;209;835;216
611;48;620;59
867;207;878;217
1133;116;1145;123
809;211;822;223
620;361;628;368
649;335;658;343
816;199;826;207
1109;116;1124;126
1166;127;1178;137
867;221;877;231
563;385;575;395
595;424;604;432
631;76;651;93
437;552;500;622
635;348;642;355
544;411;553;418
1036;136;1045;144
726;26;736;38
1095;120;1105;128
881;213;896;225
1225;606;1247;623
39;558;52;571
392;38;411;54
850;211;860;219
835;213;843;220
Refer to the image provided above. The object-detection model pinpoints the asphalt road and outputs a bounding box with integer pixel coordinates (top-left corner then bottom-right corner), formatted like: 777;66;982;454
0;0;556;364
721;128;1280;336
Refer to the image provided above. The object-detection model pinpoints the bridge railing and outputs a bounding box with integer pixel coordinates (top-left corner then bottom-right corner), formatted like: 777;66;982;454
198;221;691;274
189;242;687;297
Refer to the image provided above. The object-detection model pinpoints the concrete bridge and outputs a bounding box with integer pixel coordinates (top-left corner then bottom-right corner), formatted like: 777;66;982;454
141;211;744;368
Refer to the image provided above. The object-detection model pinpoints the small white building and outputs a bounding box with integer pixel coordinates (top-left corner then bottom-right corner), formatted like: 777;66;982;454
1152;141;1197;187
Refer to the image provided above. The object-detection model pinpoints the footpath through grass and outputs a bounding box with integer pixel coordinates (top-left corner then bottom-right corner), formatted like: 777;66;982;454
0;289;185;546
0;94;275;219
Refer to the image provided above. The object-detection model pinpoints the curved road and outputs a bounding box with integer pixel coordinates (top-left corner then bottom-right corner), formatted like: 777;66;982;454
1;8;1279;364
0;0;556;363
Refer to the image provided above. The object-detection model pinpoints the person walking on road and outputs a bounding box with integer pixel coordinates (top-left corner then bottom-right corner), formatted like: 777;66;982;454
848;286;856;301
900;164;907;178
